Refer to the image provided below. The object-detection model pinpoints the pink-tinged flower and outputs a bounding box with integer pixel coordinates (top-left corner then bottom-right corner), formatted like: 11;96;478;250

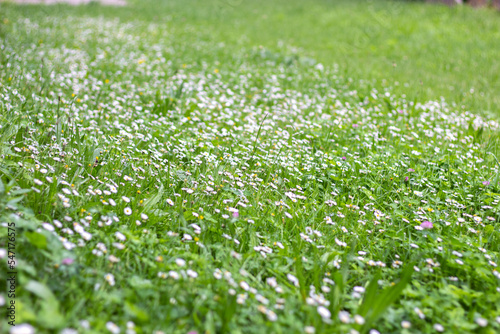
62;258;74;265
420;221;433;229
352;124;359;128
187;332;198;334
482;181;490;186
407;168;415;172
404;177;409;182
341;157;347;161
232;212;239;218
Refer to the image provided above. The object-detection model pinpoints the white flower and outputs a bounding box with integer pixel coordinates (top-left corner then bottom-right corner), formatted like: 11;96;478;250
10;324;35;334
167;198;174;206
240;281;250;291
109;255;120;263
124;207;132;215
60;329;78;334
287;274;299;286
140;213;148;220
304;326;315;334
214;269;223;279
187;269;198;278
354;315;365;325
317;306;331;319
81;231;92;241
104;273;115;286
335;238;347;247
168;271;180;280
106;321;120;334
113;243;125;250
338;311;350;323
401;321;411;328
79;320;90;329
266;277;278;288
353;286;365;293
42;223;55;231
433;324;444;332
175;258;186;266
115;232;126;241
476;318;488;327
267;310;277;321
231;250;242;260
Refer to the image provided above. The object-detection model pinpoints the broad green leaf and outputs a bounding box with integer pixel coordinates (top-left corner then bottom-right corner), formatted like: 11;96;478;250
25;231;48;249
24;280;55;300
143;183;164;212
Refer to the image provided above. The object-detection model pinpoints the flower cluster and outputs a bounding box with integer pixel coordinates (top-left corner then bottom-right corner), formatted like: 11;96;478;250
1;12;499;334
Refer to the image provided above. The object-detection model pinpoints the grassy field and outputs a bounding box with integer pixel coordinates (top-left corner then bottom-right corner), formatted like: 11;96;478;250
1;0;500;333
4;0;500;114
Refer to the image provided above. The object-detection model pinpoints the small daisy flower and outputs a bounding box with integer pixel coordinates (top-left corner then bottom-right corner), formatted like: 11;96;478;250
104;273;115;286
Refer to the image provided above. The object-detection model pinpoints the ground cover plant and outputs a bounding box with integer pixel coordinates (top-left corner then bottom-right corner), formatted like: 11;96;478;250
1;0;500;333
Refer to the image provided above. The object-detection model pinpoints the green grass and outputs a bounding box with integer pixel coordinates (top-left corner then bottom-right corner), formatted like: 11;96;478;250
150;0;500;116
5;0;500;115
1;0;500;333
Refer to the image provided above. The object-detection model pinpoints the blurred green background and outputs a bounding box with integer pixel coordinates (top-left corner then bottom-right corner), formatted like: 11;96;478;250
2;0;500;115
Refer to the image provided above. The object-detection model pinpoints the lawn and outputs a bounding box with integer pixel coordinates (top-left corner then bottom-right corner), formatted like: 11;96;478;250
1;0;500;333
